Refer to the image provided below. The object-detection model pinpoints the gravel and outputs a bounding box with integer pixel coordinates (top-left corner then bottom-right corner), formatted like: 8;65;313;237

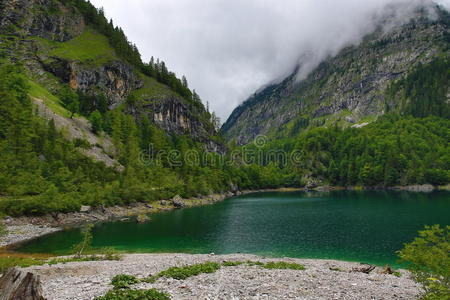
25;253;422;300
0;224;60;247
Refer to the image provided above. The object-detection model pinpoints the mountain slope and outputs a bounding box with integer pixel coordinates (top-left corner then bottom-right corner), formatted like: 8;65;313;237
0;0;221;151
222;7;450;145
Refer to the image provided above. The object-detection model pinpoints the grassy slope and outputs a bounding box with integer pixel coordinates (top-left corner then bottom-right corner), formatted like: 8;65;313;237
31;27;177;111
37;27;118;66
27;79;71;118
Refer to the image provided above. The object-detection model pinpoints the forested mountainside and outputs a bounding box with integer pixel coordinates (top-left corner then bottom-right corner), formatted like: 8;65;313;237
222;7;450;145
0;0;233;216
0;0;449;217
0;0;221;150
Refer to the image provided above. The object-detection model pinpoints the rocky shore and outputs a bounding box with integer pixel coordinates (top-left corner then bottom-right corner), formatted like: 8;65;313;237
23;253;421;300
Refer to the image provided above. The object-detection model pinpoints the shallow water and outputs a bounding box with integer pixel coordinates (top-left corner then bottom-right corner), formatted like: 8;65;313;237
16;190;450;266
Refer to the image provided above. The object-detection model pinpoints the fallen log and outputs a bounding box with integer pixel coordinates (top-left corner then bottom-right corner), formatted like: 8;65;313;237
0;268;46;300
352;264;376;274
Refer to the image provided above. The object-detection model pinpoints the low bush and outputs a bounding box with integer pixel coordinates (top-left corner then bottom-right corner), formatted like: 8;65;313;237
94;288;170;300
398;225;449;300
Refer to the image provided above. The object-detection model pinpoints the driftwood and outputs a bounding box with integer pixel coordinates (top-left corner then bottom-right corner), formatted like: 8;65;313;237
352;264;376;274
0;268;46;300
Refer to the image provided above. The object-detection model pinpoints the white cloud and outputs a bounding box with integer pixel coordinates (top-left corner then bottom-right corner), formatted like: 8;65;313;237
89;0;446;121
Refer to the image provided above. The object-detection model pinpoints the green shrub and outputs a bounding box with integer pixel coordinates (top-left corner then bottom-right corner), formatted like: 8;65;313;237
157;262;221;280
0;222;7;238
398;225;450;300
111;274;140;290
222;261;244;267
94;288;170;300
262;261;305;270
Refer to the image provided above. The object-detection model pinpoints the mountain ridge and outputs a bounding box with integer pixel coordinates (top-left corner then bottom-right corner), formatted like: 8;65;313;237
222;6;450;144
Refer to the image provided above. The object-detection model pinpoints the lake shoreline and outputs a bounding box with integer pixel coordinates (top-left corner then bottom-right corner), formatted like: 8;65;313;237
1;184;446;249
22;253;422;300
0;188;303;249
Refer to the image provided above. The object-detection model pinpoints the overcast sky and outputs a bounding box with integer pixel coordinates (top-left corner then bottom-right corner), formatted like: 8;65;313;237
90;0;449;121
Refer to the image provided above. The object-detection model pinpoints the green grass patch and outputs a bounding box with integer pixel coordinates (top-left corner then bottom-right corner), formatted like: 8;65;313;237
262;261;305;270
221;260;245;267
47;28;117;66
131;73;174;101
27;79;70;117
393;271;402;277
0;256;46;274
94;289;171;300
158;262;221;280
223;260;305;270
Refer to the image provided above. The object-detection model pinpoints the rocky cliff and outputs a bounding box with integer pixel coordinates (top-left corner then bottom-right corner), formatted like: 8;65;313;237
222;7;450;145
0;0;220;151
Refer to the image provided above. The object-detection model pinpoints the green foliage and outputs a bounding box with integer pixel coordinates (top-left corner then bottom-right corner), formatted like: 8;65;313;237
89;110;103;133
222;261;244;266
156;262;221;280
387;57;450;118
0;222;6;238
111;274;140;290
94;289;171;300
72;224;94;257
398;225;450;300
288;115;449;187
59;86;80;118
48;28;118;66
64;0;199;108
0;256;45;274
262;261;305;270
222;260;304;270
46;252;122;265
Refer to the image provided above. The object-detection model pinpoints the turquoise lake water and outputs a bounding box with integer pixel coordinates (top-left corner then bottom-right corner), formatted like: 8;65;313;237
15;190;450;266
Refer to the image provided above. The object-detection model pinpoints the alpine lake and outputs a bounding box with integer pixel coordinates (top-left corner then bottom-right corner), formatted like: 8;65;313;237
14;190;450;267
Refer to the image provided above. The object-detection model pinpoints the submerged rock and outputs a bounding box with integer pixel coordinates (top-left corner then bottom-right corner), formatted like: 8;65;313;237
136;214;150;223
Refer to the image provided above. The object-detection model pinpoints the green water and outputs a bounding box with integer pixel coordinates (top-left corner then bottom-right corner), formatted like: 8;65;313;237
15;191;450;266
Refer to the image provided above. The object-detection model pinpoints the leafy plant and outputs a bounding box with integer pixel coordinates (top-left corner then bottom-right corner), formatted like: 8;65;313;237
111;274;140;290
0;257;45;274
262;261;305;270
94;288;170;300
0;222;7;238
398;225;450;300
157;262;221;280
222;261;244;267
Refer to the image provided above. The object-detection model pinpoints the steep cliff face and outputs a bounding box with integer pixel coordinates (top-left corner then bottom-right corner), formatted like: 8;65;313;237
0;0;220;150
222;8;450;145
42;58;142;107
0;0;84;41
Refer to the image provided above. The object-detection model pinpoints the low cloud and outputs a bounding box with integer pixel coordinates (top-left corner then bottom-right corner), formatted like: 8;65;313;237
90;0;449;121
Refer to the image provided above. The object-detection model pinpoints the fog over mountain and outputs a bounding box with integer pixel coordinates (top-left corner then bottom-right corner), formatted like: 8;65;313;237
90;0;450;120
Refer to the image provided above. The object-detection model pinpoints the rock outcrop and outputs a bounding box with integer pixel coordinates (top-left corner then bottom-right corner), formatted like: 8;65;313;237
42;58;142;107
0;0;84;42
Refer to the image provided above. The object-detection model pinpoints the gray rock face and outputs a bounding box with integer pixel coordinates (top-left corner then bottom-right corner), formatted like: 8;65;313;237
42;58;143;107
222;9;450;144
0;0;84;42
